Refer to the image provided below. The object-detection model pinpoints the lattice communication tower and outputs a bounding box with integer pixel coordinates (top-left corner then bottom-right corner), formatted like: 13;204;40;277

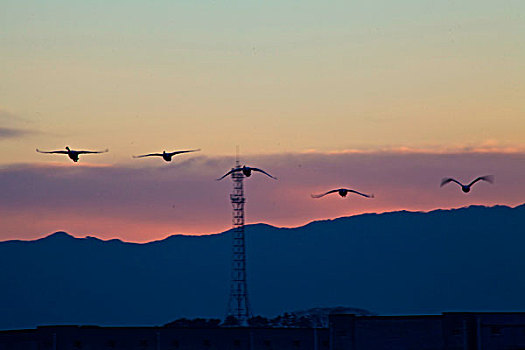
227;160;252;324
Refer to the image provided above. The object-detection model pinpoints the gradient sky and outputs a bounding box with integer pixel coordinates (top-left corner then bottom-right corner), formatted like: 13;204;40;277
1;0;524;242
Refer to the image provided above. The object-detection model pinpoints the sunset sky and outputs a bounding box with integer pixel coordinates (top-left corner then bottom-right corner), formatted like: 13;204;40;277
1;0;524;242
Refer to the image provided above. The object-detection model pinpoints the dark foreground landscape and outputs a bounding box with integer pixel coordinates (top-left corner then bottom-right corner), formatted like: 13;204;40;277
1;312;525;350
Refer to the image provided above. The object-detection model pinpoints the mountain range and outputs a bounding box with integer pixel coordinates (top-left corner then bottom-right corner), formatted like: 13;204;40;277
1;204;524;330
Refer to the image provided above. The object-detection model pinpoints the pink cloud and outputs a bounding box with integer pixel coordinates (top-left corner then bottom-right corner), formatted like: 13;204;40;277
1;152;524;242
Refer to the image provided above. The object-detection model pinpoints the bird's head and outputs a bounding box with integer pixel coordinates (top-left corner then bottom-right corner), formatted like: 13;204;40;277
462;186;470;193
65;146;70;151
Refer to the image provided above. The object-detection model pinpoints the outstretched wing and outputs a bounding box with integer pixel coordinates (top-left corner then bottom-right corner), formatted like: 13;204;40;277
77;149;109;154
251;167;277;180
168;149;201;156
468;175;494;187
216;168;241;181
132;153;163;158
36;149;68;154
311;189;339;198
440;178;463;187
347;189;374;198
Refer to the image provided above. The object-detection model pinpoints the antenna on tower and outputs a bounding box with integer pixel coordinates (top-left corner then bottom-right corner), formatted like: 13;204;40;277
227;147;252;325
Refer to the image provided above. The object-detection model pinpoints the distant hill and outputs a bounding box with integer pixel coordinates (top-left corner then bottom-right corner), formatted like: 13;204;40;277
1;204;524;330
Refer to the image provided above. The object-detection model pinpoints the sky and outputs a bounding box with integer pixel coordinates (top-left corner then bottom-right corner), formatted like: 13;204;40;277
1;0;524;242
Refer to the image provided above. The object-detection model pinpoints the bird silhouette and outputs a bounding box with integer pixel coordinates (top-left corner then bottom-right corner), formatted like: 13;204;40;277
216;166;277;180
36;146;108;162
440;175;494;193
311;188;374;199
132;149;201;162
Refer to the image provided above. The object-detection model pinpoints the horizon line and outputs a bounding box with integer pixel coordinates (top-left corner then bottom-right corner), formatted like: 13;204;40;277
2;202;522;245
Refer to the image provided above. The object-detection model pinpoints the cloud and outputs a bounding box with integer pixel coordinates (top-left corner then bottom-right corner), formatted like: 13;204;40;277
0;109;32;125
301;142;525;155
0;127;35;139
0;152;524;242
0;109;38;139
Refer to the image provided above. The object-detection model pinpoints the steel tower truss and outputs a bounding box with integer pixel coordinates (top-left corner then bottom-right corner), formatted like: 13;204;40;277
227;162;252;324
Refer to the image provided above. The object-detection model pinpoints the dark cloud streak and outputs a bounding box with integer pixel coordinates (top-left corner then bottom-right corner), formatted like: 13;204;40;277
0;127;34;139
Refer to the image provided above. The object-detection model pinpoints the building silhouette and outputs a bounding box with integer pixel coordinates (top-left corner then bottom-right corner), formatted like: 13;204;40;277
1;312;524;350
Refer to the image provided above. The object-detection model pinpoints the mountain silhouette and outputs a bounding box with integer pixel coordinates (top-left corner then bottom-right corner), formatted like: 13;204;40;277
1;204;524;330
